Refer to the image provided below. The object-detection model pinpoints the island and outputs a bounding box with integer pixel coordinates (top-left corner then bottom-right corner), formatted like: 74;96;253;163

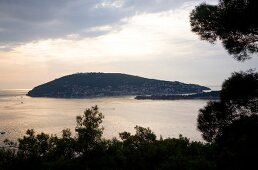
135;91;220;100
27;73;210;98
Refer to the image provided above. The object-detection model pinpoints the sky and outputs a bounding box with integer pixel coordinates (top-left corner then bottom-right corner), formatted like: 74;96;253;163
0;0;257;89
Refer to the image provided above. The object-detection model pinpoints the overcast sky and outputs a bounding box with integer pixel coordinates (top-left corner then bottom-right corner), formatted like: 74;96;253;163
0;0;257;89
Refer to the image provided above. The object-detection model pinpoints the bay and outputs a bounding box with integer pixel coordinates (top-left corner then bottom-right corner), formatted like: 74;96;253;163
0;89;209;144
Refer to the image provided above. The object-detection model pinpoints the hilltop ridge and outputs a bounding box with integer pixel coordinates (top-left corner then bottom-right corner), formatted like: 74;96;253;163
27;73;210;98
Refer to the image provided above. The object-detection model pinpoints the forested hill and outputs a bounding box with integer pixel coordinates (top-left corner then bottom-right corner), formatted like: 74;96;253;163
27;73;210;98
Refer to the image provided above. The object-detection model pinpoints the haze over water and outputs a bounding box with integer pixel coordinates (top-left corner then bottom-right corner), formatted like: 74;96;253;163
0;89;211;144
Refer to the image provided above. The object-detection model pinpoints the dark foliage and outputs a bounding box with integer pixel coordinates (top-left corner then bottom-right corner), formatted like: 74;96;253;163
197;101;233;143
196;71;258;170
197;70;258;169
0;106;216;170
192;1;258;168
197;70;258;143
75;105;104;156
216;114;258;169
190;0;258;60
1;94;256;170
220;70;258;113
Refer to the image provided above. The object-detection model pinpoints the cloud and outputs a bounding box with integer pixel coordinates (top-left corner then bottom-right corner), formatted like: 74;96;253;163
2;0;249;90
7;8;195;60
1;2;256;89
0;0;217;43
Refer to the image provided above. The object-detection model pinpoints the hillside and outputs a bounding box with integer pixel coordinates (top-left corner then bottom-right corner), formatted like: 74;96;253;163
27;73;210;98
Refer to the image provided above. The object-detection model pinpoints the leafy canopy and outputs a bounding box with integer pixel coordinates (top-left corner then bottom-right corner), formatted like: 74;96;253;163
75;105;104;154
197;70;258;143
0;106;216;170
190;0;258;61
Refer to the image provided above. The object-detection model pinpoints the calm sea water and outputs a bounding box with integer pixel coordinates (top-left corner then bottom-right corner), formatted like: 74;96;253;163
0;89;211;144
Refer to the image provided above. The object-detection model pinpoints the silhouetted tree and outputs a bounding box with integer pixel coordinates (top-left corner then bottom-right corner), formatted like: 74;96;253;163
216;114;258;169
0;106;217;170
197;101;233;143
120;126;156;146
49;128;76;159
197;70;258;143
0;148;16;169
220;70;258;113
190;0;258;60
18;129;51;159
75;105;104;157
119;126;157;169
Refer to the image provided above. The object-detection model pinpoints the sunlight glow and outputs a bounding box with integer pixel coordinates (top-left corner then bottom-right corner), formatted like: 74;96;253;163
0;1;256;89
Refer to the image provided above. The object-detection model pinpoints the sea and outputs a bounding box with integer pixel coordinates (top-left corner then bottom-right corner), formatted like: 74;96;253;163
0;88;220;144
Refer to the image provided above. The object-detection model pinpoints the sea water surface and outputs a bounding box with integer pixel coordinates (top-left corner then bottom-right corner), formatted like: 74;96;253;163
0;89;211;144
